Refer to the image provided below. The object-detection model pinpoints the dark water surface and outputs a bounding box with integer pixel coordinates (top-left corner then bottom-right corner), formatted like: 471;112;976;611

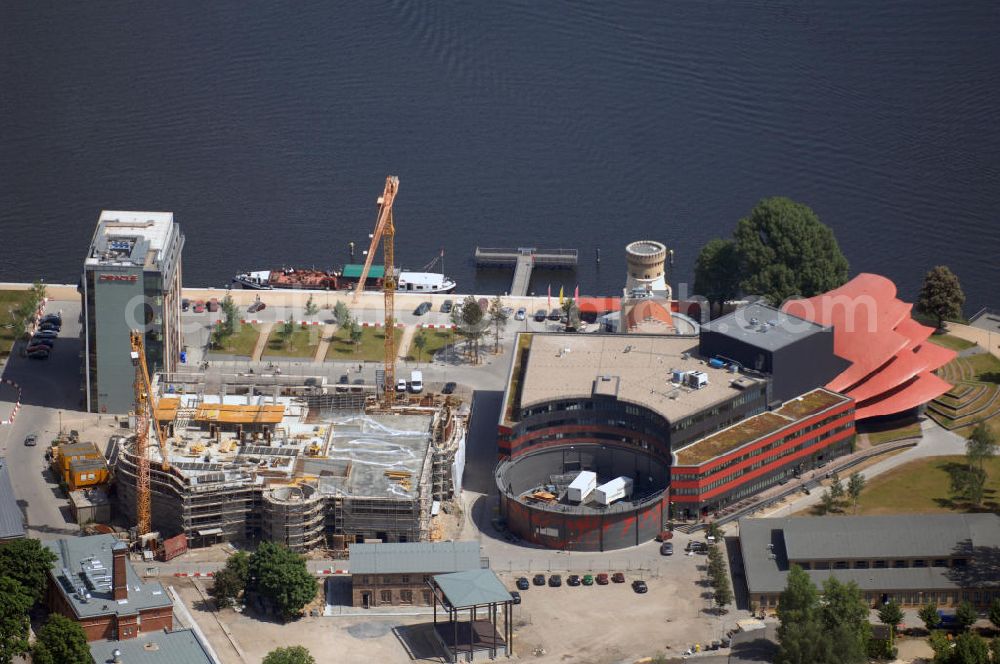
1;1;997;308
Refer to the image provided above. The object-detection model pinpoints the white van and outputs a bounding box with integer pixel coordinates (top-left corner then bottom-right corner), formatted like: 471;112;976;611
410;370;423;393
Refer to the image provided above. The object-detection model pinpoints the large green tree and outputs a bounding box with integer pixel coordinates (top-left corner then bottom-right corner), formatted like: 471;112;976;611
819;577;870;664
733;197;849;305
917;265;965;329
877;600;904;646
248;542;317;622
31;614;92;664
693;238;741;314
210;551;250;609
776;566;830;664
954;600;978;632
846;472;866;515
0;538;58;604
451;296;486;363
989;598;1000;631
952;632;990;664
263;646;316;664
0;577;33;664
919;602;942;631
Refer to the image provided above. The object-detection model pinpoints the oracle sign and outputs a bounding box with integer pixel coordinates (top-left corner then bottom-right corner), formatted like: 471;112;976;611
99;274;138;282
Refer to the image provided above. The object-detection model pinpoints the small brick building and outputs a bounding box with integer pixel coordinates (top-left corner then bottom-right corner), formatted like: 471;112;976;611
45;534;173;641
350;541;483;608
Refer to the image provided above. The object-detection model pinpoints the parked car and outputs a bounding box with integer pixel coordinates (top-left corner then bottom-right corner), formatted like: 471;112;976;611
396;379;407;393
477;298;489;312
440;300;453;313
655;530;674;542
33;330;58;339
414;302;432;316
611;572;626;584
534;309;547;322
516;577;530;591
582;574;594;586
181;298;190;311
38;321;60;332
351;378;365;393
26;344;52;354
548;574;562;587
441;381;457;395
632;580;648;594
548;308;561;321
501;306;514;317
509;591;521;605
336;375;350;392
27;350;49;360
514;307;526;321
23;434;37;447
193;301;206;313
595;573;609;585
248;300;265;313
30;337;55;348
660;542;674;556
686;541;709;554
532;574;546;586
207;298;219;312
567;574;581;586
41;313;62;325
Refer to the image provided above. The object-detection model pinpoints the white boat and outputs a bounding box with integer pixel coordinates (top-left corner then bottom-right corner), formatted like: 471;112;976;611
397;271;456;294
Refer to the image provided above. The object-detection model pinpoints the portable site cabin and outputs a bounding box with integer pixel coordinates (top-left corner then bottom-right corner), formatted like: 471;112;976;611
594;477;633;506
567;471;597;503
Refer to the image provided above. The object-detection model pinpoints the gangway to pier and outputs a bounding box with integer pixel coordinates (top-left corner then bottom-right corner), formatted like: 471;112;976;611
474;247;577;296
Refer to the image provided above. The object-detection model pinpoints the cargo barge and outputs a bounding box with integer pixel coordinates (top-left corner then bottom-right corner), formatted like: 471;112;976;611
233;263;455;293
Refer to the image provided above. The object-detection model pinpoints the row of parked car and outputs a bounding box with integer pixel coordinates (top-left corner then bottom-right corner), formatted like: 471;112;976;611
26;312;62;360
513;572;648;599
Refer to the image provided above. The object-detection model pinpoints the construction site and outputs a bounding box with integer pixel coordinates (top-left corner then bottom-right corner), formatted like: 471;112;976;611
113;371;468;553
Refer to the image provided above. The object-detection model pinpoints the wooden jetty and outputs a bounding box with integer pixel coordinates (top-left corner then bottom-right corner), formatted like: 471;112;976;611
474;247;578;296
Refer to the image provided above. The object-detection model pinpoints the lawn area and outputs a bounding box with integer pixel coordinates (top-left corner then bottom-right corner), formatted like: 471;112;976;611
406;329;456;362
775;389;844;419
325;326;401;362
862;421;923;446
675;412;789;465
927;333;977;352
853;455;1000;515
0;290;35;358
207;324;261;357
965;352;1000;380
263;325;322;358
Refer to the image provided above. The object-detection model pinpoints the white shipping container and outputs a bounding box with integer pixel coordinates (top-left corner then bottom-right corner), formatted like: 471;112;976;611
567;471;597;503
595;477;634;506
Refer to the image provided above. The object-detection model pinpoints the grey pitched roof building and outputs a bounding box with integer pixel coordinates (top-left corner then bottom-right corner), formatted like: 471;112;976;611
350;541;482;575
90;629;213;664
739;514;1000;598
433;569;512;608
0;459;25;541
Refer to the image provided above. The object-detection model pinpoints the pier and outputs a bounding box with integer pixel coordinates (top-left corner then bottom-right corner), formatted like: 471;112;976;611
474;247;578;296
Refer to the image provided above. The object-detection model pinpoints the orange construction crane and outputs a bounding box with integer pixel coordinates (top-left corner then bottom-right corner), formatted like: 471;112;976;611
352;176;400;407
129;330;168;536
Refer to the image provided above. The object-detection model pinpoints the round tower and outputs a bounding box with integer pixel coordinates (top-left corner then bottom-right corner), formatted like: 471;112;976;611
625;240;671;297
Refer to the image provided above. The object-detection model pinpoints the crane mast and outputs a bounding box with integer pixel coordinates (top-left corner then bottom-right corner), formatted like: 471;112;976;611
352;176;400;407
130;331;153;536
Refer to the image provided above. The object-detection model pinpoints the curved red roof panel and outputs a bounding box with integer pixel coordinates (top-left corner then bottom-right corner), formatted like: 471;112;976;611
781;273;954;419
577;297;621;314
625;300;673;331
854;372;953;420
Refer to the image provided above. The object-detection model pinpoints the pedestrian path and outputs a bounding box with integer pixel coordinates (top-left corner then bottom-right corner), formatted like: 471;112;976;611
250;323;273;362
396;324;416;361
313;324;338;363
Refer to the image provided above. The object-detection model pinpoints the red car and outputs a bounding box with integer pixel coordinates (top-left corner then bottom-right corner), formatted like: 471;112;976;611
206;298;219;312
595;573;609;585
193;301;206;313
611;572;626;584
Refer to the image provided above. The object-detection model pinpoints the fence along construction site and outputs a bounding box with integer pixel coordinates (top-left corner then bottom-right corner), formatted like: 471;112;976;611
113;370;467;553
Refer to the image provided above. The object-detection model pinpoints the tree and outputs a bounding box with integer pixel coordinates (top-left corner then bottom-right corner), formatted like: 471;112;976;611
953;632;990;664
248;542;317;622
847;472;866;514
828;472;845;505
333;301;350;326
950;465;988;509
221;293;239;336
929;629;953;664
412;330;428;362
0;538;59;605
0;577;33;664
31;614;91;664
919;602;942;632
452;296;485;364
713;572;733;613
989;598;1000;631
967;424;997;474
304;295;318;317
878;600;904;647
734;197;849;305
917;265;965;329
348;318;362;352
955;600;979;632
263;646;316;664
694;237;742;316
775;566;830;664
819;489;836;515
705;522;724;541
990;637;1000;664
489;296;509;352
282;317;295;348
819;577;870;664
210;551;249;609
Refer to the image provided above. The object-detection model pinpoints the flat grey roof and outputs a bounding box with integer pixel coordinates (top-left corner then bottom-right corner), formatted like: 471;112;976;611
85;210;178;271
739;515;1000;595
45;534;172;619
90;629;213;664
350;541;481;575
516;333;766;422
0;459;25;541
702;302;829;352
433;569;512;608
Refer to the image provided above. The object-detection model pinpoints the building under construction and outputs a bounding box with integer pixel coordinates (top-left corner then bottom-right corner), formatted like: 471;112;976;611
114;373;467;552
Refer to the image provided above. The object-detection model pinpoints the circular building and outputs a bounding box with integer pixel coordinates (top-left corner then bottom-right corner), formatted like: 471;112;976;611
625;240;670;297
496;444;669;551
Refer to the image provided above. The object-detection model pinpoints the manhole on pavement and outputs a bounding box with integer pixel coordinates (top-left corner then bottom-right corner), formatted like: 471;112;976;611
347;622;392;639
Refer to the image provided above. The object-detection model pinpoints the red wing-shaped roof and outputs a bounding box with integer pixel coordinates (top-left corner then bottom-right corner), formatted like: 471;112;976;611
854;372;953;420
782;273;955;419
577;297;621;314
845;342;958;403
